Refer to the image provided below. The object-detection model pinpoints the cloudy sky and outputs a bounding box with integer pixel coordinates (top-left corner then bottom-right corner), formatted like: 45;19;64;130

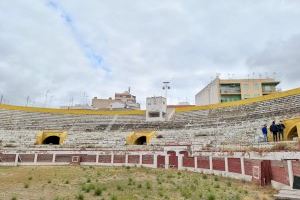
0;0;300;107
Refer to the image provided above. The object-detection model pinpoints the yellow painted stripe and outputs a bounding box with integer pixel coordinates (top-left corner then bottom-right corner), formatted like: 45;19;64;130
175;87;300;112
0;104;145;115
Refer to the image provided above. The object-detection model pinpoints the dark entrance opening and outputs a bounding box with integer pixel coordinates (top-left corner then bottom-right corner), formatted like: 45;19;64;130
43;136;60;145
134;136;147;145
288;126;298;141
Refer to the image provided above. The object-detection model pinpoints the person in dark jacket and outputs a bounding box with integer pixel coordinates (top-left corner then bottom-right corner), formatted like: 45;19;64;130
277;120;286;141
262;124;268;142
270;121;278;142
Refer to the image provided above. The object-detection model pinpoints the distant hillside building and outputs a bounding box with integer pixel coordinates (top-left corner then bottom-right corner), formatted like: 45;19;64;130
92;90;140;110
195;77;280;105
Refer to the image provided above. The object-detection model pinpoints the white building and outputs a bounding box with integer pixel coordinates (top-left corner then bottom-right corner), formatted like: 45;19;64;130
146;96;167;122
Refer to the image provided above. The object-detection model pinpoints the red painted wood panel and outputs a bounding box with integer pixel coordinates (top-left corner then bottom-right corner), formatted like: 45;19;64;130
128;155;139;164
113;155;125;163
197;156;210;169
292;161;300;177
271;160;289;185
0;154;15;162
183;157;195;168
81;155;96;162
98;155;111;163
142;155;153;164
19;154;35;162
212;158;225;171
169;155;178;169
157;155;165;168
55;154;72;162
37;154;53;162
228;158;241;173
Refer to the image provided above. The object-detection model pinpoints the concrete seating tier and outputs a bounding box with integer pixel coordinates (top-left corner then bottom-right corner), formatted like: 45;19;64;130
0;91;299;148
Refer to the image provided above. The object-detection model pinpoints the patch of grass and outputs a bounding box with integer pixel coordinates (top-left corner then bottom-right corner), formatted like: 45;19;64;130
146;181;151;190
94;187;102;196
0;166;275;200
116;185;123;191
227;181;232;187
24;183;29;188
28;177;32;181
75;193;84;200
65;180;69;184
207;193;216;200
111;195;117;200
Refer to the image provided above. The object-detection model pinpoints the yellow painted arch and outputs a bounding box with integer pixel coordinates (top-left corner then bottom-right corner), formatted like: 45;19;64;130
126;131;156;145
35;131;67;145
284;118;300;140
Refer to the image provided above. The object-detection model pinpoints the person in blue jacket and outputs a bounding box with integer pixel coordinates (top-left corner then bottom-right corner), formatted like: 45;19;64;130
262;124;268;142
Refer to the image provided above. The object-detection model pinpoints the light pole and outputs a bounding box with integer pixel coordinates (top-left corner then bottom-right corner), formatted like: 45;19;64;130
162;81;171;100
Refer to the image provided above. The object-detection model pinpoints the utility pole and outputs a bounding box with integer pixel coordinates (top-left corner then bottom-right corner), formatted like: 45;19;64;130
26;96;30;106
162;81;171;100
0;95;3;104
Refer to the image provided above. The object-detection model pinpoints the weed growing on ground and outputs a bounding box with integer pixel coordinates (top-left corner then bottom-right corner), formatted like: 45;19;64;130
75;193;84;200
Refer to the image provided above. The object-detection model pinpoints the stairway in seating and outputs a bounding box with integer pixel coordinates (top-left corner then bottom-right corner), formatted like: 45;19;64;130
274;189;300;200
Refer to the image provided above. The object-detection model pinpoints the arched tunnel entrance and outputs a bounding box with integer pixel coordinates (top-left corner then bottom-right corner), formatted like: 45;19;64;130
287;126;299;141
134;136;147;145
42;136;60;145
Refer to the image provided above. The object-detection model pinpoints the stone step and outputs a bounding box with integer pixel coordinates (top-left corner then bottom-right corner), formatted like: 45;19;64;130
274;189;300;200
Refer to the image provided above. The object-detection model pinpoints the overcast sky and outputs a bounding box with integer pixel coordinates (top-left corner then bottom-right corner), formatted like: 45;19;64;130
0;0;300;107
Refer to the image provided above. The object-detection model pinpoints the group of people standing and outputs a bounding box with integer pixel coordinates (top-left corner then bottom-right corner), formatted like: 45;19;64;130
261;120;285;142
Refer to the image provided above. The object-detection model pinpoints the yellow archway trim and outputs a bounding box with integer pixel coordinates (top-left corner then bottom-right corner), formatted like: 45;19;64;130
0;103;145;115
35;131;67;145
175;87;300;112
126;131;156;145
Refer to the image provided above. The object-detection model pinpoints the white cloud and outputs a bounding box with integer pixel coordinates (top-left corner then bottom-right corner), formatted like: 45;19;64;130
0;0;300;107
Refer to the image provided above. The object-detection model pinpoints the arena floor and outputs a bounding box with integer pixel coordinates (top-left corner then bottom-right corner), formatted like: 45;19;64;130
0;166;275;200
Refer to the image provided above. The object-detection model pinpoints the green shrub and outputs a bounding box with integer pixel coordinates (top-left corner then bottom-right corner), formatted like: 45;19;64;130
65;180;69;184
28;177;32;181
75;193;84;200
111;195;117;200
214;176;219;181
202;174;207;179
24;183;29;188
226;181;232;187
146;181;151;190
207;193;216;200
94;188;102;196
117;185;123;191
11;196;17;200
